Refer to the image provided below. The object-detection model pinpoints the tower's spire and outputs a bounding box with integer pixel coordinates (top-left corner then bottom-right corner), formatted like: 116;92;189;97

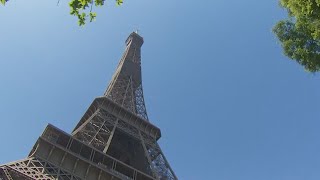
104;32;149;120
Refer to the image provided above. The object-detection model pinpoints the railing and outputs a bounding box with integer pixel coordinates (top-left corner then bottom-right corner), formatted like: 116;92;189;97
0;167;13;180
41;124;154;180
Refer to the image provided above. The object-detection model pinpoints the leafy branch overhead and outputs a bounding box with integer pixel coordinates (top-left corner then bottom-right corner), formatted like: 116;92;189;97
0;0;9;5
1;0;123;26
69;0;123;26
273;0;320;72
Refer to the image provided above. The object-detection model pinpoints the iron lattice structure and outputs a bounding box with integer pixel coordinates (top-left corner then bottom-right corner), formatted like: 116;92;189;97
0;32;177;180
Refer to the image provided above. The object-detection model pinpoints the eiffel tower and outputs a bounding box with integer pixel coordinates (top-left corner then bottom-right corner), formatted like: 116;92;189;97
0;32;177;180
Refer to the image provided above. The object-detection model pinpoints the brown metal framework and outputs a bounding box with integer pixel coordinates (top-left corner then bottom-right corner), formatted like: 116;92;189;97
0;32;177;180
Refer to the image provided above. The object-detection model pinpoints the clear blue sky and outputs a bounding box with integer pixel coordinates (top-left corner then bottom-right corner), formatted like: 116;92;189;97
1;0;320;179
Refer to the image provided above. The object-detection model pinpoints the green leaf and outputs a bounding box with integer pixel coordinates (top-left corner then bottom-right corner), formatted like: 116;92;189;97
1;0;6;5
77;12;87;26
89;12;97;22
68;0;122;26
95;0;104;6
116;0;123;6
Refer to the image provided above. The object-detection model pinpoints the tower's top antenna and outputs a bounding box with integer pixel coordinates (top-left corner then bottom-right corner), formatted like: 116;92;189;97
135;29;139;34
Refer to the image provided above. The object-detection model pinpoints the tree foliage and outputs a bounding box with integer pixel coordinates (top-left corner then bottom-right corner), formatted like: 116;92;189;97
1;0;123;26
273;0;320;72
0;0;9;5
69;0;123;26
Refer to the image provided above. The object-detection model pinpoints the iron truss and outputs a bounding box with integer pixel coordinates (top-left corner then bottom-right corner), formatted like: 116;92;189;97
72;104;177;179
0;157;81;180
0;32;177;180
104;35;149;121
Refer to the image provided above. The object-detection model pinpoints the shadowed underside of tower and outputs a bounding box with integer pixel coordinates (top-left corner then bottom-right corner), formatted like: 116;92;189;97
0;32;177;180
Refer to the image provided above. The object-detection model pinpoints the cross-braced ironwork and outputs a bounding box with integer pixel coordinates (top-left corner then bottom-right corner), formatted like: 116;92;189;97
0;157;82;180
104;33;148;121
0;32;177;180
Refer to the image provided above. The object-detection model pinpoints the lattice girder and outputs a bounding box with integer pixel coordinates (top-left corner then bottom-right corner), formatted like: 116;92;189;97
0;32;177;180
0;157;82;180
104;32;149;121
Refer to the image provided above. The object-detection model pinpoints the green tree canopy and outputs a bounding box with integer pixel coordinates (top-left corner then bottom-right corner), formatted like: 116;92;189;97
273;0;320;72
1;0;123;26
